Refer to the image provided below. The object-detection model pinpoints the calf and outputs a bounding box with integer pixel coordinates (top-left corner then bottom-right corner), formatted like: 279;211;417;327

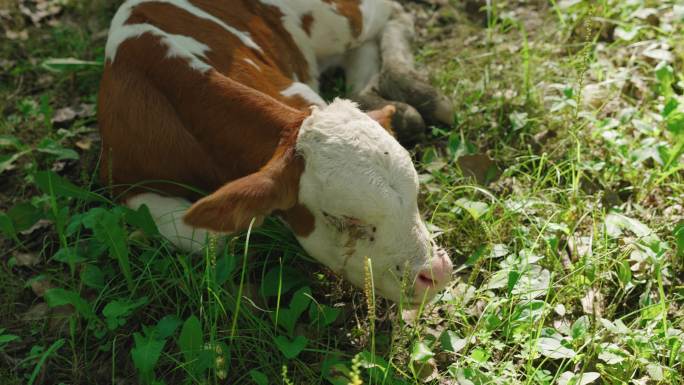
98;0;453;304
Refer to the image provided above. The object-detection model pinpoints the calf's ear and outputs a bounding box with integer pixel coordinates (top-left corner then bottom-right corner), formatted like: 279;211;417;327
367;104;396;133
184;152;303;233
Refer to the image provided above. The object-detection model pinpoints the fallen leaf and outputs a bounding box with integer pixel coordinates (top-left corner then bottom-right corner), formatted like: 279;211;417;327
457;154;500;185
413;358;437;382
13;252;41;267
75;137;93;150
30;278;54;297
22;302;50;321
5;29;29;40
52;107;77;125
19;219;52;235
642;48;673;63
75;103;95;118
557;372;600;385
537;337;576;359
580;288;604;316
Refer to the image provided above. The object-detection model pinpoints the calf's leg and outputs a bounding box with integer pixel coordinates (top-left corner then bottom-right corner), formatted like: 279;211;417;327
344;39;426;143
377;6;454;127
127;193;211;253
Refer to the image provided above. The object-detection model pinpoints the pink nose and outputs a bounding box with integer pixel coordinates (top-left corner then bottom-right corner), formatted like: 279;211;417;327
413;249;453;298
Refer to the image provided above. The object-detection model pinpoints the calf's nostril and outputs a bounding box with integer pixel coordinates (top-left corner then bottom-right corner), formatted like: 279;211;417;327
417;271;437;287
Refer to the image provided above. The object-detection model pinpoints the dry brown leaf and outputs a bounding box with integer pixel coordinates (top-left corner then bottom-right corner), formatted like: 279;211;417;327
22;302;50;321
5;29;29;40
75;103;96;118
19;219;52;236
75;137;93;150
52;106;77;125
30;278;54;297
413;358;438;383
13;251;41;267
457;154;500;185
581;288;605;316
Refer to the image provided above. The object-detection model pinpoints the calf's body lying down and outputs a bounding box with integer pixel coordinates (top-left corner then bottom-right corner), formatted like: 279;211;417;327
99;0;453;304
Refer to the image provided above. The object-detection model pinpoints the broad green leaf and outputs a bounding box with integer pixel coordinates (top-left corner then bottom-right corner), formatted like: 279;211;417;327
275;308;300;336
440;330;467;353
249;370;268;385
0;212;17;238
260;266;307;297
666;111;684;135
131;332;166;385
604;213;659;244
507;270;521;296
44;288;95;320
124;205;159;236
87;209;132;290
663;97;678;117
357;350;390;383
655;62;674;97
557;371;600;385
7;202;42;233
215;254;236;286
155;315;182;340
81;264;105;290
469;348;489;363
309;303;341;327
675;222;684;258
102;297;148;330
537;337;576;359
290;286;312;317
410;341;434;363
36;138;79;160
448;366;491;385
178;315;203;365
322;356;352;385
0;334;20;348
34;171;105;202
0;135;25;149
0;153;23;174
571;316;590;340
51;247;85;271
274;335;308;359
455;198;489;220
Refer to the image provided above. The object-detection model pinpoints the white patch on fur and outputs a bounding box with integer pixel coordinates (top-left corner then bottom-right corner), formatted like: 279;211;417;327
281;81;326;107
127;193;209;252
107;23;212;72
106;0;261;65
343;39;381;94
256;0;320;86
359;0;393;41
243;58;261;71
294;99;437;303
256;0;392;83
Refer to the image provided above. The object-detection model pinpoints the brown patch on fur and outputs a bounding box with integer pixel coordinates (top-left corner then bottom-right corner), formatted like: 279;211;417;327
184;149;306;233
99;32;308;197
279;203;315;237
323;0;363;37
301;12;314;36
99;0;371;236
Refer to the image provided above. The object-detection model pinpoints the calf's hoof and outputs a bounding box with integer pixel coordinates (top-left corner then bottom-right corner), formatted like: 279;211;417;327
378;65;454;127
354;82;426;144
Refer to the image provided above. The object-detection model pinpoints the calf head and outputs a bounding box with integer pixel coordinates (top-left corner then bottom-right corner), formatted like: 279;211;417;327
184;99;452;305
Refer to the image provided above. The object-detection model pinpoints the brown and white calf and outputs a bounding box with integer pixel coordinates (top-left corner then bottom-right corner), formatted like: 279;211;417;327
98;0;453;304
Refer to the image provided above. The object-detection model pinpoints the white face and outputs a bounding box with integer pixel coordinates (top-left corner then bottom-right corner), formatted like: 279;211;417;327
295;100;452;304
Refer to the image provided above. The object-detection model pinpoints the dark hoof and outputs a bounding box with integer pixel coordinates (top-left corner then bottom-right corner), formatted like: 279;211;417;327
378;66;454;127
353;82;426;145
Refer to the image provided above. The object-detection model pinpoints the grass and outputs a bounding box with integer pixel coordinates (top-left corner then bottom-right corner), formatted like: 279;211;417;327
1;0;683;384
